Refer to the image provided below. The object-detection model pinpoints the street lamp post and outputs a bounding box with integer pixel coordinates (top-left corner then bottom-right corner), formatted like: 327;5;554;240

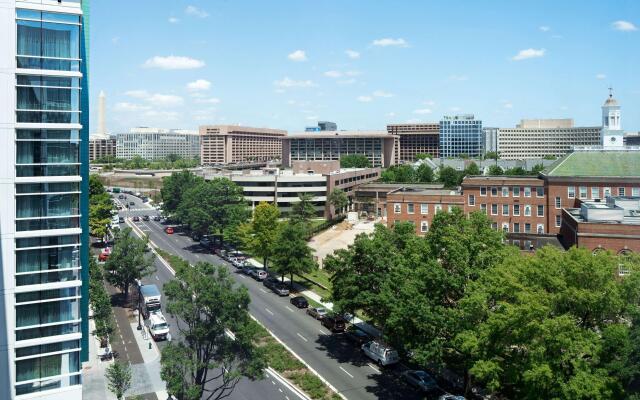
136;289;142;331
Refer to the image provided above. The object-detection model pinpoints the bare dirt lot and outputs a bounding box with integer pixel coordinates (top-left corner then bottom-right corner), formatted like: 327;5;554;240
309;218;380;268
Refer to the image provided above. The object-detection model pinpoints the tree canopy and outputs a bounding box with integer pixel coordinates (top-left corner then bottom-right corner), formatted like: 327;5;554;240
105;227;155;298
291;193;317;222
89;174;113;238
241;202;281;269
271;221;317;287
328;188;349;216
161;170;204;215
340;154;372;168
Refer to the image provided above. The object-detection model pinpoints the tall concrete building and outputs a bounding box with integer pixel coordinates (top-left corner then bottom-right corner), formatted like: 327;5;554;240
0;0;89;398
482;127;498;155
387;123;440;161
497;119;601;160
88;135;116;162
116;127;200;160
283;131;400;168
439;114;483;158
199;125;286;165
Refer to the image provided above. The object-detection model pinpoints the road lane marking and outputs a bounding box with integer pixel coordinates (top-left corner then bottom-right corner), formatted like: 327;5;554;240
265;308;274;316
260;288;268;294
239;275;248;279
339;366;354;378
368;363;380;373
155;275;159;280
271;381;275;385
278;388;283;393
319;329;329;335
285;306;294;313
296;333;308;342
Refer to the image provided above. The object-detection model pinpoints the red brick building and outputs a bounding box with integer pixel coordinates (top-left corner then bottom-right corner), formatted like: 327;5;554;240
386;187;464;234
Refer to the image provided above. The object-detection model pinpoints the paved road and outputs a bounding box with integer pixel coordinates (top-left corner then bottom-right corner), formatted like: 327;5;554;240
113;193;426;400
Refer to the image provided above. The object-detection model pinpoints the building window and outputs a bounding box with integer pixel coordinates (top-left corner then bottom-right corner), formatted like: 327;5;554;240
555;196;561;209
502;223;509;233
524;205;531;216
633;188;639;197
579;187;587;199
512;239;520;247
502;204;509;216
603;187;611;198
480;204;487;214
513;204;520;216
537;224;544;234
491;204;498;215
502;187;509;197
556;215;562;227
480;187;487;196
524;240;532;250
513;223;520;233
591;187;600;200
491;187;498;196
393;203;401;214
512;187;520;197
491;222;498;230
434;205;442;213
420;203;428;214
524;187;531;197
468;195;475;206
407;203;415;214
619;263;631;277
536;187;544;197
420;221;428;233
537;205;544;217
619;187;626;196
525;223;531;233
568;186;575;199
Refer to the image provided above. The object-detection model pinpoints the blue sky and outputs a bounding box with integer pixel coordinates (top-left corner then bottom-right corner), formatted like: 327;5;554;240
89;0;640;134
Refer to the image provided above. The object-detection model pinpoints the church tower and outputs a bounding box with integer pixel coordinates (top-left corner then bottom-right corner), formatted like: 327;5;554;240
601;88;624;148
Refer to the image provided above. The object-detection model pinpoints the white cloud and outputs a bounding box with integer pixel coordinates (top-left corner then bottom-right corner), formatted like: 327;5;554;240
423;100;436;106
124;90;150;99
386;112;396;117
338;79;356;85
345;49;360;59
405;118;421;124
413;108;432;115
539;26;551;32
114;102;151;112
194;97;221;104
512;48;546;61
324;70;342;78
372;38;408;47
448;74;469;81
596;73;607;80
186;79;211;91
274;77;317;88
111;37;120;45
503;102;513;109
168;17;180;24
185;5;209;18
612;20;637;31
357;96;373;102
147;93;184;107
373;90;394;98
143;55;205;70
345;70;361;77
288;50;307;62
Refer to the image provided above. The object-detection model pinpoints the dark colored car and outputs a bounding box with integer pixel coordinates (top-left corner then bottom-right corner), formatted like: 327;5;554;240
321;315;346;333
129;201;135;206
132;216;140;222
403;370;441;393
263;277;278;289
118;216;124;223
153;215;161;221
118;194;124;199
290;296;309;308
345;326;372;346
191;232;201;241
142;215;150;221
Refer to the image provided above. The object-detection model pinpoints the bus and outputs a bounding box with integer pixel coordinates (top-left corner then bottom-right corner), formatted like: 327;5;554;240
112;187;121;193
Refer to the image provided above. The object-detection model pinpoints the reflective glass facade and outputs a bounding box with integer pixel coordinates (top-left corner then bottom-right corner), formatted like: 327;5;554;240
439;115;483;158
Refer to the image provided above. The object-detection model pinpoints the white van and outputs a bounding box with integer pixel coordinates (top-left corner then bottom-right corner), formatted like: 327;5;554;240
361;340;399;366
148;312;170;341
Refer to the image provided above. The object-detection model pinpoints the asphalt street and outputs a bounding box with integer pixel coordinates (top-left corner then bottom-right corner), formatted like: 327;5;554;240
113;192;427;400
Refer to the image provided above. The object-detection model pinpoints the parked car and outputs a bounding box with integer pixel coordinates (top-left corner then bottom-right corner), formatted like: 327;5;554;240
242;266;254;275
118;194;124;199
142;215;150;221
153;215;161;221
307;307;327;320
438;395;466;400
98;247;111;262
148;312;170;341
118;216;125;223
165;226;174;234
272;283;290;297
345;326;372;346
321;315;346;333
263;277;278;289
250;269;268;281
361;341;399;366
132;216;140;222
403;370;441;393
191;232;201;241
232;258;245;268
129;201;135;206
290;296;309;308
200;236;213;249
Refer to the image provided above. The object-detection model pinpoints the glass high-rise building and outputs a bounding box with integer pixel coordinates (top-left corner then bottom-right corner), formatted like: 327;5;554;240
0;0;89;398
439;114;483;158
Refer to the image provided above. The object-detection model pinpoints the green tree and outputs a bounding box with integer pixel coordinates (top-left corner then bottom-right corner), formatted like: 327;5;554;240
438;166;462;187
105;227;155;299
487;165;504;175
380;165;417;183
161;261;266;400
161;170;204;215
106;361;132;400
484;151;499;160
340;154;372;168
415;153;433;161
291;193;317;222
244;202;281;270
530;163;545;174
543;154;557;160
89;175;113;238
505;166;527;176
271;222;317;288
328;188;349;216
177;178;250;237
464;162;481;176
416;164;434;183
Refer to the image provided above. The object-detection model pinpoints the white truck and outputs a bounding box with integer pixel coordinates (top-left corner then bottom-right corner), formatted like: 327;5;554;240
148;311;170;341
139;284;162;319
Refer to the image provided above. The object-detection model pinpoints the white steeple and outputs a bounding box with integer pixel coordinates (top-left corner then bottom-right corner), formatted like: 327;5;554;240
601;88;623;148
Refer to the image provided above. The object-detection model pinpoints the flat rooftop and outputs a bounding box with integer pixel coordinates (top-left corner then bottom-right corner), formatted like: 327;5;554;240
390;187;461;196
546;150;640;177
286;130;393;139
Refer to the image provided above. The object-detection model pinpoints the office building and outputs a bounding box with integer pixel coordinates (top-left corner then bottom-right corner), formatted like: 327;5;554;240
439;114;483;158
89;134;116;162
482;127;498;155
1;0;89;398
283;131;399;168
387;123;440;161
305;121;337;132
199;125;286;165
625;133;640;146
116;127;199;161
496;119;601;160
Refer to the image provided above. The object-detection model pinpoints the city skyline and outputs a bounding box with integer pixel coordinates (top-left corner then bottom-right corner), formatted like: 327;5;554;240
90;0;640;133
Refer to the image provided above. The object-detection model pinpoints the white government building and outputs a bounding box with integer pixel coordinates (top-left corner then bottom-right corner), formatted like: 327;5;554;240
116;127;200;160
